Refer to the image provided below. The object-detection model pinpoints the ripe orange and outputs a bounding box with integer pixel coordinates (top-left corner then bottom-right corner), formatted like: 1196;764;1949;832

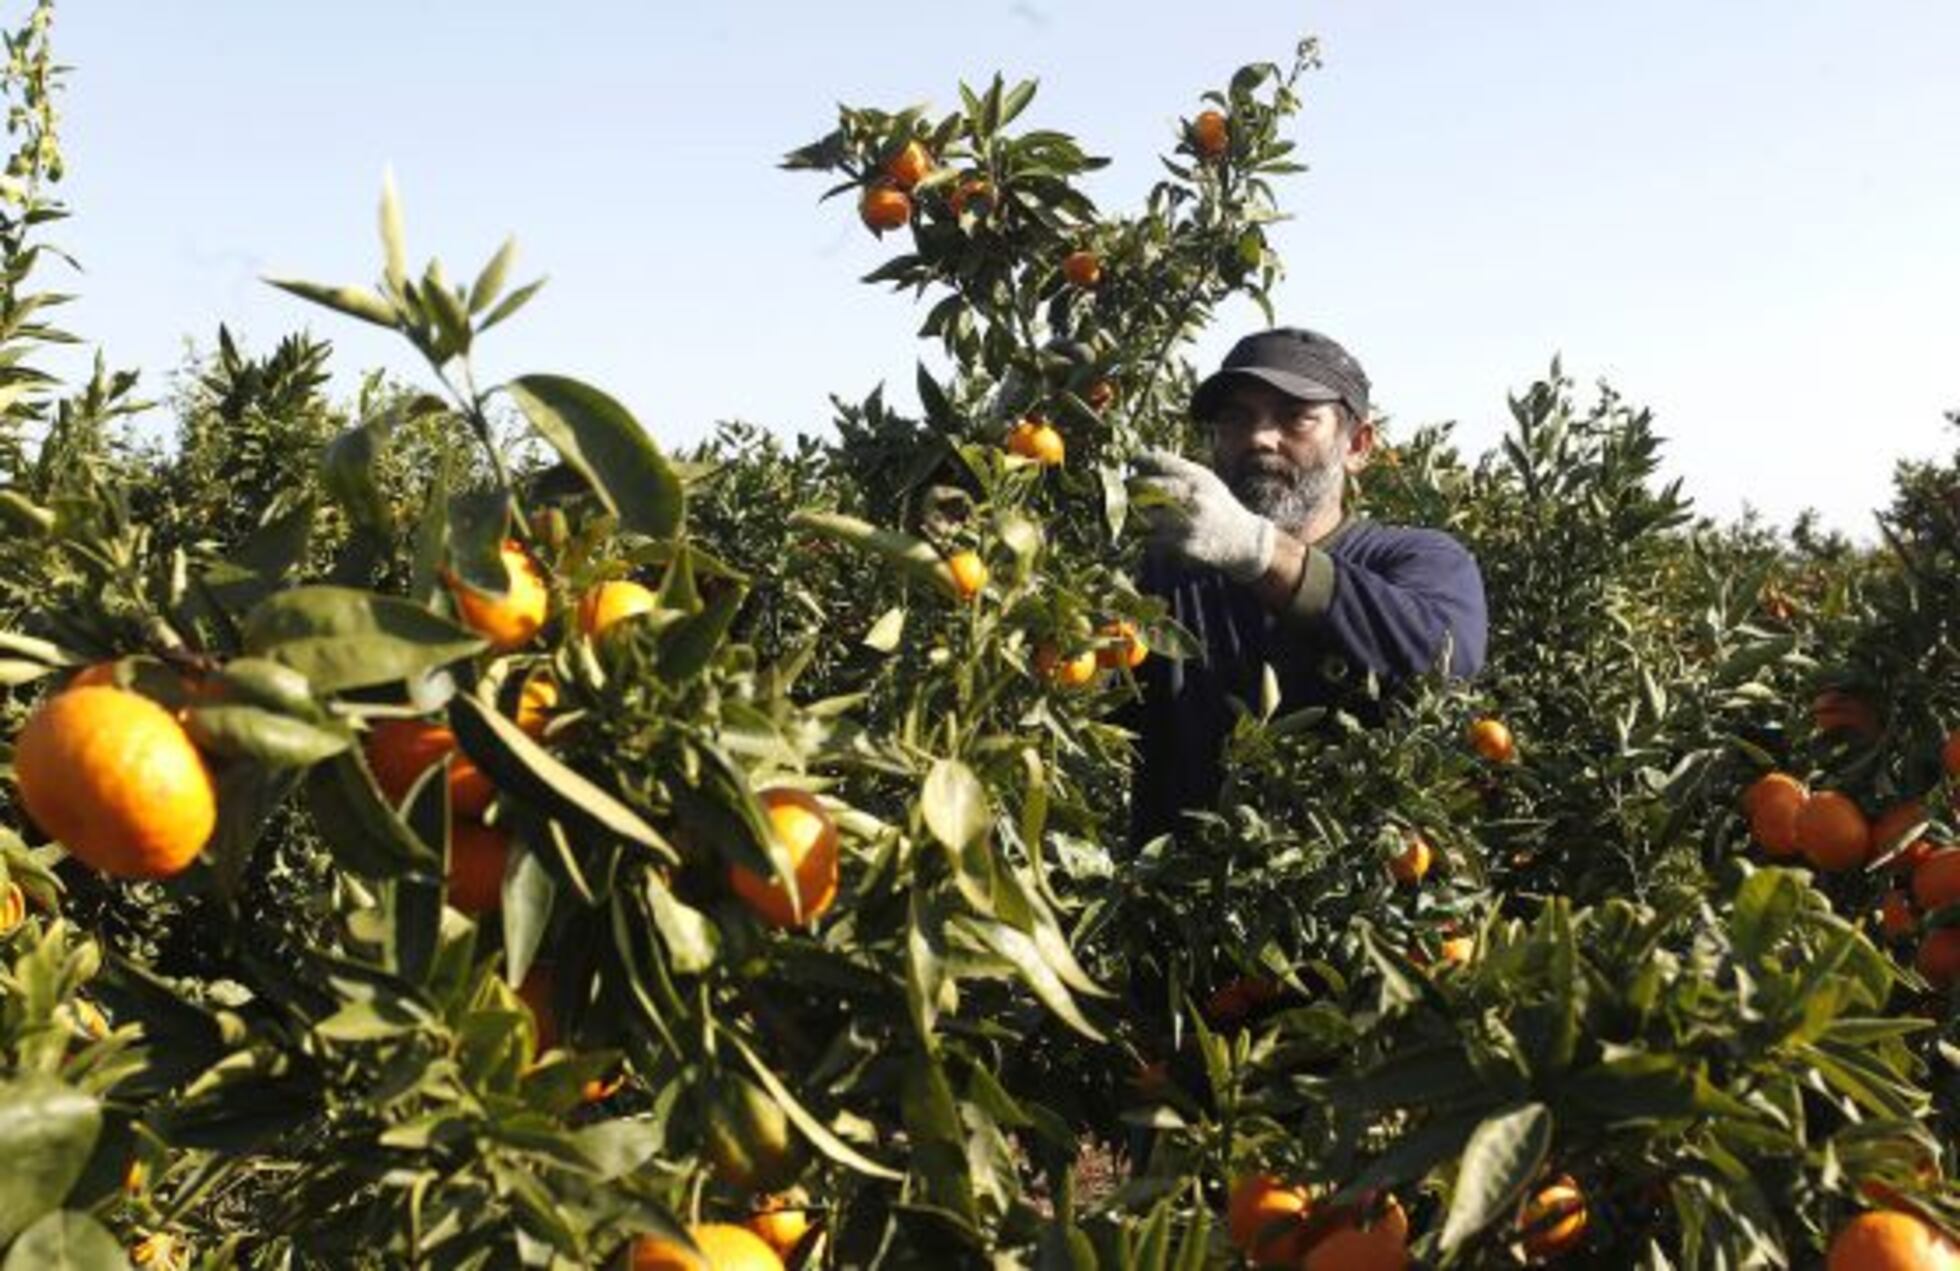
1795;791;1870;873
1812;689;1881;740
1095;620;1148;670
1086;378;1118;411
582;1071;626;1103
1912;848;1960;911
1226;1174;1312;1265
445;540;549;651
729;788;841;928
1824;1210;1960;1270
365;719;495;818
1744;772;1808;858
1918;927;1960;988
1191;108;1229;158
947;175;994;218
858;184;911;233
745;1200;813;1261
513;671;559;737
631;1223;785;1271
1438;935;1476;967
1389;833;1432;884
1034;644;1098;689
1941;730;1960;777
884;139;932;190
1005;419;1065;466
1871;800;1929;870
448;822;510;914
1300;1192;1410;1271
945;550;988;602
0;881;23;935
578;579;658;640
1061;249;1101;288
1879;890;1916;941
14;685;217;880
1518;1175;1589;1261
1467;717;1515;763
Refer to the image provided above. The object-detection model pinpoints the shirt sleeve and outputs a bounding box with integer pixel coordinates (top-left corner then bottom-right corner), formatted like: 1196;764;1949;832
1280;529;1487;680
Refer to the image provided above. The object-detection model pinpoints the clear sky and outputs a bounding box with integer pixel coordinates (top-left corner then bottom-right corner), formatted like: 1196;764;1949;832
45;2;1960;536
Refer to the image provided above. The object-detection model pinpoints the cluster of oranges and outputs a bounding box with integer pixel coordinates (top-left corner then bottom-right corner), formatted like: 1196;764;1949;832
1741;717;1960;987
855;139;936;235
628;1204;815;1271
1226;1171;1585;1268
1031;620;1149;691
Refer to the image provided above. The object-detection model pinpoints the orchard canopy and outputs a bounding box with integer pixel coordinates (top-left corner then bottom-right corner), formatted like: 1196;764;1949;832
0;6;1957;1270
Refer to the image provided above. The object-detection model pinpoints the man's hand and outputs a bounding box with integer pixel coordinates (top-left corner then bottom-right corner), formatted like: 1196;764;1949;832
1131;449;1276;583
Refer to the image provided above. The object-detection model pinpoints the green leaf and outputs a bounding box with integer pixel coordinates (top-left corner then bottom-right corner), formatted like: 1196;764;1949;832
379;169;408;292
266;278;398;328
182;703;351;767
303;751;440;878
321;415;395;534
720;1030;902;1180
863;606;905;653
242;586;484;693
1438;1102;1552;1253
501;840;556;986
645;877;717;975
655;585;743;683
1731;868;1806;964
507;375;683;538
0;1079;102;1244
448;694;676;861
445;489;513;593
2;1210;127;1271
480;277;547;332
961;916;1104;1041
922;758;990;853
469;237;519;313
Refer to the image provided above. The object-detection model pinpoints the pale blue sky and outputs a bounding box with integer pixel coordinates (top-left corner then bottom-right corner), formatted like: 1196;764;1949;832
48;3;1960;535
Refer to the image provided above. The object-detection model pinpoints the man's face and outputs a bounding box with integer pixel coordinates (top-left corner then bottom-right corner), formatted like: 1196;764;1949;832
1206;380;1372;529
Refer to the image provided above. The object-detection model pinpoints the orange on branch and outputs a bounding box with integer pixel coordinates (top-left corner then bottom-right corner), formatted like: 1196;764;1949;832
1005;419;1065;466
1226;1174;1312;1266
1300;1192;1410;1271
947;175;994;217
1437;935;1476;967
445;540;549;651
1061;249;1101;288
1872;800;1930;869
1467;717;1515;763
1034;644;1098;689
1389;833;1432;884
1744;772;1808;858
945;550;988;601
447;822;510;914
0;881;23;935
1812;689;1881;740
1918;927;1960;988
1191;108;1229;158
364;719;495;818
745;1199;814;1262
512;671;560;737
729;788;841;928
1825;1210;1960;1271
631;1223;785;1271
884;139;932;189
1086;378;1118;411
1518;1176;1589;1261
1795;790;1870;872
13;685;217;880
1095;620;1148;670
1911;848;1960;911
578;579;658;640
858;183;911;233
1878;890;1916;941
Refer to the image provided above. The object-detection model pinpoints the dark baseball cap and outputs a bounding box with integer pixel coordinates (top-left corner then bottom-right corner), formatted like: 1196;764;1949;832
1190;327;1371;422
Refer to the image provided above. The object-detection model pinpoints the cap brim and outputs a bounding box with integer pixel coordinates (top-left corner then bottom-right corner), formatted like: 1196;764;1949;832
1190;367;1343;419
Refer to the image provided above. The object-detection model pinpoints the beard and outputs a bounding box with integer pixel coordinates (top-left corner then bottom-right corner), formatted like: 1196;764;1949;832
1228;449;1344;530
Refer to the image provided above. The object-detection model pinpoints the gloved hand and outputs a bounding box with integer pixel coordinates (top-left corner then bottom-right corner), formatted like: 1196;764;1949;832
1130;449;1276;582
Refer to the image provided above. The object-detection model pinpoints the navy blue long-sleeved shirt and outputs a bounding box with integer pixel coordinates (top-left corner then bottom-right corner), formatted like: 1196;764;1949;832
1126;516;1487;850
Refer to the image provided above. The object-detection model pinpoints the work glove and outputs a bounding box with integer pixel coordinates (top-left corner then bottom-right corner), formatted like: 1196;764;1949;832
1131;448;1276;582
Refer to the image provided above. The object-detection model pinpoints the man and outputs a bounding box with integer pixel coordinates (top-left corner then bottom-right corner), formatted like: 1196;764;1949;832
1127;327;1487;848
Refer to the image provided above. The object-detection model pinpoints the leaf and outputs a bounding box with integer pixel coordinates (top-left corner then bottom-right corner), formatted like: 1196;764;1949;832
448;694;676;860
302;752;440;879
379;168;408;292
655;585;744;683
182;704;351;767
2;1210;127;1271
720;1030;902;1180
963;917;1105;1041
507;375;683;539
922;758;990;852
445;489;513;593
1731;868;1806;964
469;236;518;313
501;840;556;986
1438;1102;1553;1253
242;587;484;693
863;606;905;653
645;877;718;975
0;1078;102;1244
479;277;546;332
321;415;395;534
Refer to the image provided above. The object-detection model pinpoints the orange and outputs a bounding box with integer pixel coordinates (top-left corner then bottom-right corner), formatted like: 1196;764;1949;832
1191;108;1229;158
0;880;23;935
1300;1192;1410;1271
1005;419;1065;466
448;822;510;914
884;139;932;190
1095;620;1148;670
68;661;120;689
130;1233;183;1269
945;550;988;601
1919;927;1960;989
364;719;495;818
517;965;559;1053
1467;717;1515;763
1824;1210;1960;1270
1812;689;1882;740
745;1200;813;1262
582;1071;626;1103
513;671;559;737
1942;730;1960;777
14;685;217;880
1061;250;1101;288
1912;849;1960;911
1226;1175;1312;1266
1879;890;1916;941
445;540;549;651
1438;935;1476;967
1389;833;1432;884
1795;791;1870;873
630;1223;785;1271
578;579;658;640
858;184;911;233
1086;378;1118;411
1518;1176;1588;1261
1204;975;1279;1029
1871;800;1929;870
1745;773;1808;858
1034;644;1098;689
947;175;994;218
729;788;841;928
